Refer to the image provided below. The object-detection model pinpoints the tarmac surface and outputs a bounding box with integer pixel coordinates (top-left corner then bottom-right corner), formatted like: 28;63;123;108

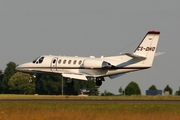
0;99;180;104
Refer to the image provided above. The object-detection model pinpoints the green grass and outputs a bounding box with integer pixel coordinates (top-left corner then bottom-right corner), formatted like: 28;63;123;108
1;95;180;120
1;94;180;100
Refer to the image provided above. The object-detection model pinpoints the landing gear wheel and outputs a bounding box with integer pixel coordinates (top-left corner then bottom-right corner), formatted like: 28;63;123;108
96;79;102;86
67;82;74;88
28;78;33;83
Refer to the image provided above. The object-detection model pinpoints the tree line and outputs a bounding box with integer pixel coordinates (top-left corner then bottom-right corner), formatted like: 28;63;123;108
102;82;178;96
0;62;99;95
0;61;179;95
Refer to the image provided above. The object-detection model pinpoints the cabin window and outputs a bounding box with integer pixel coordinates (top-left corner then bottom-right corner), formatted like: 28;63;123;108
73;60;77;64
58;59;61;64
53;59;56;64
63;60;66;64
79;60;82;65
68;60;71;64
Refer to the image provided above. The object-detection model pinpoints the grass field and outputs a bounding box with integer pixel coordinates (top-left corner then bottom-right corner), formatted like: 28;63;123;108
0;102;180;120
0;95;180;120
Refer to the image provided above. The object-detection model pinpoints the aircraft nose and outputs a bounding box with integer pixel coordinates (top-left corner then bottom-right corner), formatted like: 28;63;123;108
15;62;32;72
16;63;27;71
16;65;22;71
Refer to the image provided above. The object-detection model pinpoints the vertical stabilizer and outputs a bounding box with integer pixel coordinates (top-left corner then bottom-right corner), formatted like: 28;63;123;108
134;31;160;66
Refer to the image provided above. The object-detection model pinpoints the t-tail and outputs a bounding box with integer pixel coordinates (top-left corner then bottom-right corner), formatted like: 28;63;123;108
122;31;160;67
134;31;160;66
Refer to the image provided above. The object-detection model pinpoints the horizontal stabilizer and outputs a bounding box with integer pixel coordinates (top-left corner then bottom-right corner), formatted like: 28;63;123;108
109;73;126;79
121;53;146;60
155;52;165;57
62;73;87;81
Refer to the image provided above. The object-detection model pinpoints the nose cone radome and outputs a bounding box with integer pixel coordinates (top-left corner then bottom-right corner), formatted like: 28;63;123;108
16;64;24;71
16;66;19;71
15;62;32;72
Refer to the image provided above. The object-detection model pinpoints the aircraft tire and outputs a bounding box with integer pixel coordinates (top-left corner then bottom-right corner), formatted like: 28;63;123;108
67;80;74;88
96;80;102;86
28;78;33;83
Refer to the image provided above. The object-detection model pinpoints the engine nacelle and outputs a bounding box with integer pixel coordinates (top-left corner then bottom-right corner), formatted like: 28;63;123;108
83;59;111;68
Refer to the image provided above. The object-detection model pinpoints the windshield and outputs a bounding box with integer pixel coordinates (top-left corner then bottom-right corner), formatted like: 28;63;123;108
32;56;40;63
32;56;45;64
38;57;44;63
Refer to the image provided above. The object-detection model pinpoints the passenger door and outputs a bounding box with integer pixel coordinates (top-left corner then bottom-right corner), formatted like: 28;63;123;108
50;57;58;71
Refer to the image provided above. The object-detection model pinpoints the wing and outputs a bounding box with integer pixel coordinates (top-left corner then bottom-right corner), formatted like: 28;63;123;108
62;73;88;81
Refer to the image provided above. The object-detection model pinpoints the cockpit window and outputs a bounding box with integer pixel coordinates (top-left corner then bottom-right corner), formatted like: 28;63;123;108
32;56;40;63
39;57;44;63
32;56;44;64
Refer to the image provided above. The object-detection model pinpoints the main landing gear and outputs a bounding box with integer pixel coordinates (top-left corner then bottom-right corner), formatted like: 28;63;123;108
66;77;105;88
95;77;104;87
66;78;74;88
29;74;36;83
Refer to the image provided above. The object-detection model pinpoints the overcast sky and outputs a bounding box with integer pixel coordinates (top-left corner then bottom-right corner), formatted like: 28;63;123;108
0;0;180;95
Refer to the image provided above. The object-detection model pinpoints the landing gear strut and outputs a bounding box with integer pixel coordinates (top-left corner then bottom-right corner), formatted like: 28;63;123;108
66;78;74;88
29;74;36;83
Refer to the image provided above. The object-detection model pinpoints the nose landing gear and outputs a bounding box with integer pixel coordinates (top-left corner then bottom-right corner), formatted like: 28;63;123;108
29;74;36;83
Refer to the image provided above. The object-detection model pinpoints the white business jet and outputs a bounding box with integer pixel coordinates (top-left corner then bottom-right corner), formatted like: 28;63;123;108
16;31;160;87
